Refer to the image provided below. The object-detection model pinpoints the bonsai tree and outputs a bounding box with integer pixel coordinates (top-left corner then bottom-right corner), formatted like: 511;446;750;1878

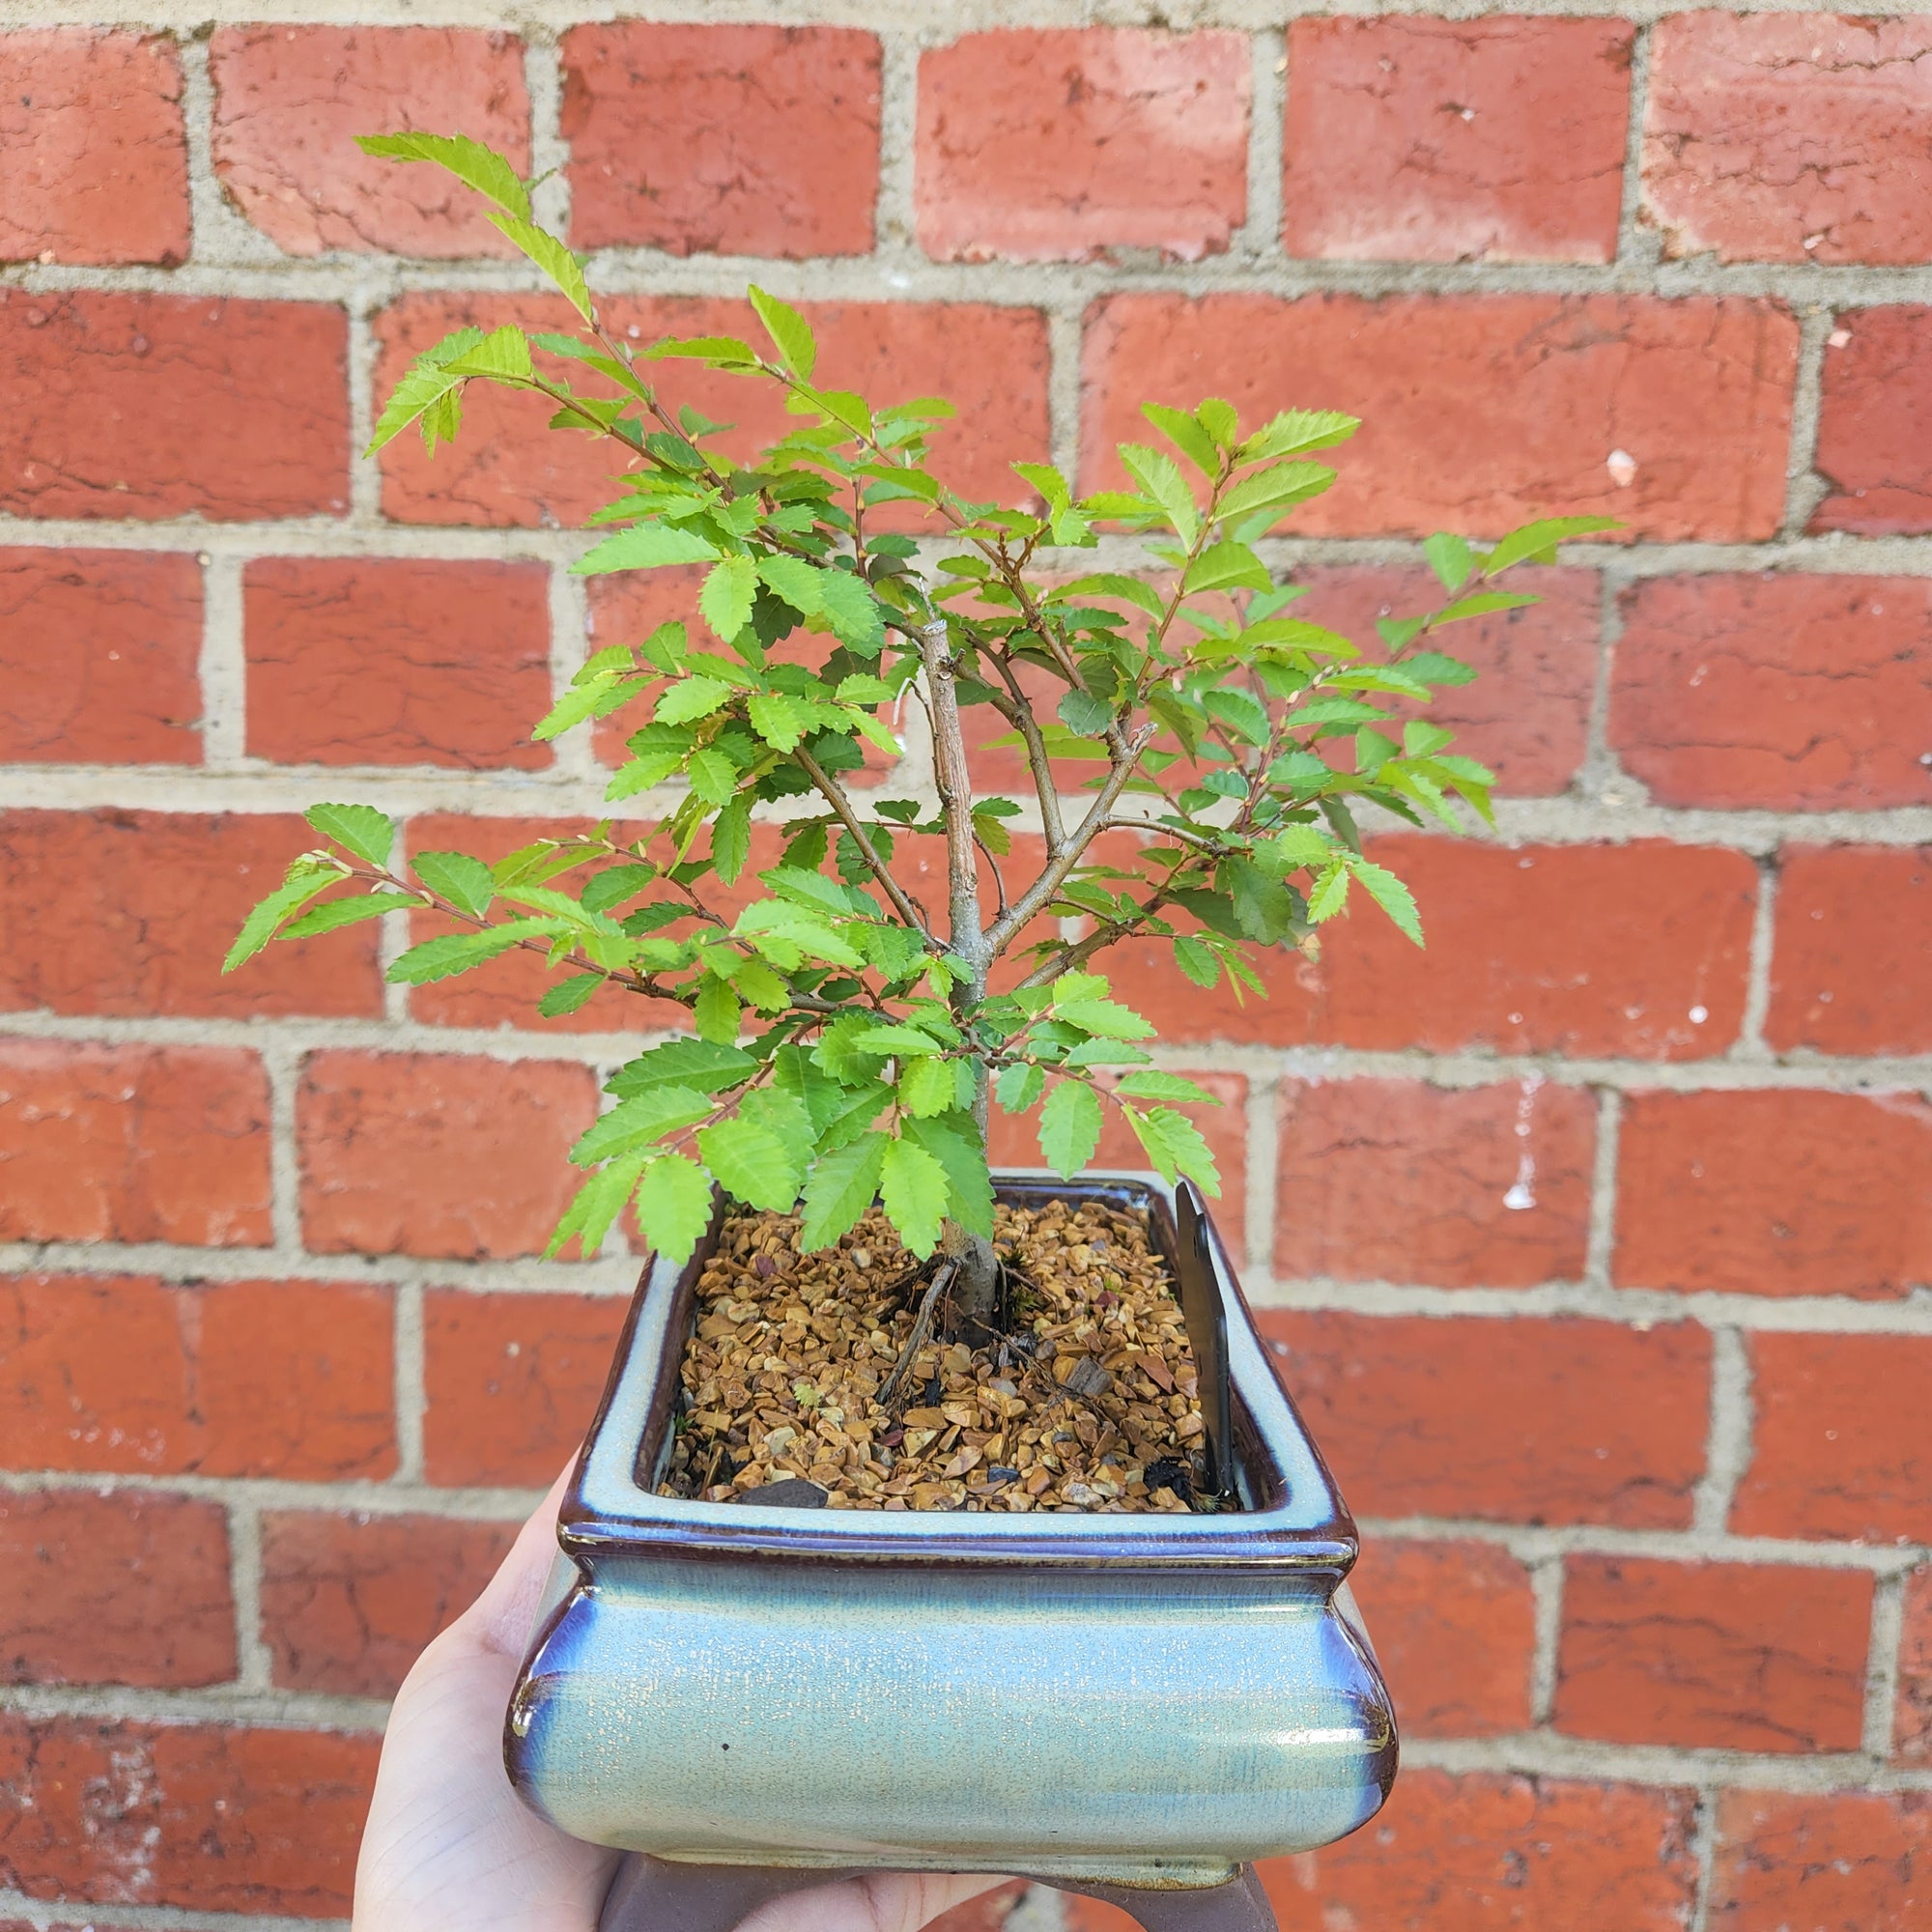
229;134;1610;1330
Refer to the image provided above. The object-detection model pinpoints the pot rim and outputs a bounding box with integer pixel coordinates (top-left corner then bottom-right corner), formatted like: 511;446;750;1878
558;1169;1358;1576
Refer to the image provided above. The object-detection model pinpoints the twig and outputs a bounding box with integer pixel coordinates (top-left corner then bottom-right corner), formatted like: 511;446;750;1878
878;1260;957;1409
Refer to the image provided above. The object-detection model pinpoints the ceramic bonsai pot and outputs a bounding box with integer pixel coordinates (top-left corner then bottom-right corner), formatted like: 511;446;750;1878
506;1172;1397;1932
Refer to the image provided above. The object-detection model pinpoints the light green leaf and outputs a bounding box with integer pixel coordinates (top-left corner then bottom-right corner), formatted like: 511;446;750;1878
386;920;554;984
902;1113;994;1240
997;1062;1045;1114
849;1024;945;1057
486;211;593;323
655;675;733;726
571;1085;716;1167
748;285;817;380
1053;997;1153;1040
413;850;495;920
534;974;600;1018
1184;540;1272;596
1216;461;1335;524
635;1153;714;1264
694;974;742;1044
1118;442;1199;545
1126;1105;1221;1195
898;1055;962;1118
746;690;810;752
1433;590;1540;625
685;747;738;807
754;553;825;616
1114;1069;1222;1106
879;1136;947;1257
1484;516;1620;573
356;131;530;220
1306;865;1350;923
222;859;338;972
547;1148;651;1260
365;327;484;455
1350;857;1424;946
573;522;717;576
697;1112;805;1213
711;793;753;886
1423;532;1474;593
1142;402;1219;476
609;1038;756;1097
278;891;416;939
814;568;886;657
799;1133;888;1251
307;803;395;868
1037;1079;1103;1179
1172;934;1219;988
444;324;532;384
1237;410;1359;462
700;555;758;641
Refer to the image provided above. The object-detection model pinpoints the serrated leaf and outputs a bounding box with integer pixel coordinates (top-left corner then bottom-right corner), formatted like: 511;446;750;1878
356;131;530;219
635;1153;714;1265
571;1085;716;1167
849;1024;945;1057
609;1038;756;1097
748;286;816;380
997;1062;1045;1114
1216;461;1335;524
1350;857;1424;946
533;670;646;742
699;1103;807;1212
1118;442;1199;545
700;555;757;641
539;973;604;1017
903;1112;994;1240
897;1055;962;1118
747;690;810;752
1238;410;1359;462
655;675;733;726
879;1136;947;1257
573;522;717;576
753;553;825;617
1142;402;1219;476
1126;1105;1221;1195
1484;516;1620;574
1423;532;1474;593
306;803;394;868
278;891;416;939
1434;590;1541;625
1172;934;1219;988
408;852;493;922
694;974;742;1045
1114;1069;1221;1106
486;211;593;323
1202;686;1269;745
1058;688;1112;737
364;326;484;455
1037;1080;1102;1179
1403;650;1479;688
685;746;737;808
386;920;554;984
799;1133;888;1251
814;568;885;657
1053;998;1153;1040
443;324;532;384
1184;540;1272;596
711;793;753;886
222;859;338;973
546;1148;651;1261
1306;865;1350;923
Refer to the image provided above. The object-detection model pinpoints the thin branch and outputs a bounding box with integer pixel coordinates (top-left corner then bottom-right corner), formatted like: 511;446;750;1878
973;830;1011;921
917;616;989;984
982;646;1067;855
793;743;935;943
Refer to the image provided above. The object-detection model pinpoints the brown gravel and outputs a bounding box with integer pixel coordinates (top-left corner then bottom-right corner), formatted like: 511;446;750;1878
658;1199;1215;1512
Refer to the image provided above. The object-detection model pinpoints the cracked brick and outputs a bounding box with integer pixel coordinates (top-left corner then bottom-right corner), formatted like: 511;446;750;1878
1711;1790;1932;1930
1769;845;1932;1056
1811;305;1932;534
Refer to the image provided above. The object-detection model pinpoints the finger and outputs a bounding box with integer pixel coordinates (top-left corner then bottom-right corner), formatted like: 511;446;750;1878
457;1459;580;1662
736;1870;1018;1932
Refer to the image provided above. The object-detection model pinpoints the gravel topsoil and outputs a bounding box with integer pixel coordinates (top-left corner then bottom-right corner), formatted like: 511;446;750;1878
657;1198;1217;1512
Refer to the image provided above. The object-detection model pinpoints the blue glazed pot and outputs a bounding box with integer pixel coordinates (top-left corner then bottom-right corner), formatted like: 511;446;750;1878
506;1172;1397;1890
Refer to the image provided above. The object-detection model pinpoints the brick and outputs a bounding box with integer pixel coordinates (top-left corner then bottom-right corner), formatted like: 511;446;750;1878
298;1050;598;1261
925;1884;1027;1932
0;292;347;522
1616;1089;1932;1301
918;30;1248;264
1812;307;1932;535
1711;1789;1932;1932
0;809;384;1020
1769;845;1932;1056
1346;1538;1535;1738
1275;1076;1594;1290
1106;837;1756;1058
0;31;187;266
1644;15;1932;267
0;1714;375;1915
0;1491;234;1689
259;1510;517;1697
1734;1333;1932;1544
563;25;878;257
375;293;1047;528
987;1068;1249;1265
1082;293;1796;542
1290;564;1598;796
211;26;529;257
1261;1311;1710;1528
0;549;201;764
0;1040;270;1248
423;1288;629;1486
1898;1567;1932;1763
0;1274;395;1481
1285;18;1631;264
1555;1554;1871;1753
243;557;552;770
1611;573;1932;810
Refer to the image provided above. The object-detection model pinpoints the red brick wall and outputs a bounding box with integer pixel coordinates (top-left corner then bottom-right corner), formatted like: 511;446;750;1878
2;11;1929;1929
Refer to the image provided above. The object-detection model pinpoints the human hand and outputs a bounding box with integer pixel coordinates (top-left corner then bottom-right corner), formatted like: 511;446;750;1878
354;1467;1014;1932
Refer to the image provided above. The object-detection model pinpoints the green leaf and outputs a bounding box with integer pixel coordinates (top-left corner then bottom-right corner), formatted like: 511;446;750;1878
698;1111;805;1212
748;286;817;380
532;669;646;742
386;921;554;984
746;690;810;752
694;974;742;1044
573;522;717;576
753;553;825;617
1404;650;1479;688
1306;865;1350;923
364;326;484;455
1202;686;1269;745
711;793;753;886
897;1055;963;1118
1224;857;1293;943
278;891;416;939
879;1136;947;1257
799;1133;888;1251
609;1038;756;1097
685;746;738;808
413;850;496;920
1350;857;1424;946
1423;532;1474;592
1484;516;1619;574
1114;1069;1222;1106
306;803;395;868
1238;410;1358;462
443;324;532;384
1118;442;1199;545
1053;997;1153;1040
1216;461;1335;524
700;555;757;640
903;1112;995;1240
655;674;733;726
849;1023;945;1057
485;211;593;323
1172;934;1219;988
815;568;886;657
1142;402;1219;476
222;859;338;973
547;1148;651;1261
1126;1105;1221;1195
635;1153;714;1265
357;131;530;219
1434;590;1540;625
1184;540;1272;596
571;1085;716;1167
1058;689;1112;737
539;973;604;1017
1037;1080;1103;1179
997;1062;1044;1114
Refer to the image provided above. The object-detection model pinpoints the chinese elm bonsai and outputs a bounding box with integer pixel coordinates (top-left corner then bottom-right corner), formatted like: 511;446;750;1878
229;133;1610;1339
